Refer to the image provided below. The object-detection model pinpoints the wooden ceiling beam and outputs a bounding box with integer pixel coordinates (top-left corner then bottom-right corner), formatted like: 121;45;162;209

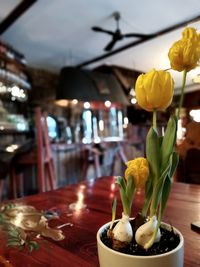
0;0;37;35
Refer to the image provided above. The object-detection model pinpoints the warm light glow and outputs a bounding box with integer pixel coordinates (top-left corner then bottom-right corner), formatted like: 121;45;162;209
104;100;111;108
129;87;136;96
190;109;200;122
72;99;78;105
0;84;7;93
6;144;19;153
177;119;186;141
94;137;101;143
193;75;200;83
82;137;88;144
69;185;86;215
84;102;90;109
99;120;104;131
55;99;69;107
11;85;20;97
110;182;116;191
80;185;86;190
124;117;129;125
131;97;137;104
10;86;26;100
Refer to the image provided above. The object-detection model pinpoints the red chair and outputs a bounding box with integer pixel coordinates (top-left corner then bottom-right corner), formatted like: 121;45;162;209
9;107;56;198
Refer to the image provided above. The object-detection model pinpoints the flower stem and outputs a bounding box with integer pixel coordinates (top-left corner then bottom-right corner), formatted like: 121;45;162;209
149;188;157;217
177;69;187;118
153;109;157;130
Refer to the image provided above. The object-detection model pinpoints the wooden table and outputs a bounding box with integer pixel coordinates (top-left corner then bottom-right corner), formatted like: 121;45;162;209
0;177;200;267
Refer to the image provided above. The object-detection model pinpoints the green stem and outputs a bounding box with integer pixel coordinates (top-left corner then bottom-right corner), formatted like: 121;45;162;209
177;69;187;118
149;188;157;217
153;109;157;130
141;197;151;217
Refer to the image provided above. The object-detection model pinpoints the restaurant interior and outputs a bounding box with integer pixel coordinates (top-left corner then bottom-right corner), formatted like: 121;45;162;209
0;0;200;199
0;1;200;266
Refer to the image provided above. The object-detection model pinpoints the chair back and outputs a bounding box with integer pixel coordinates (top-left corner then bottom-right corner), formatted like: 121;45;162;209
185;148;200;184
35;107;56;192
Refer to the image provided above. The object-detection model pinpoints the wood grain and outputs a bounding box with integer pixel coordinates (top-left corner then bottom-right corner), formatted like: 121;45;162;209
0;177;200;267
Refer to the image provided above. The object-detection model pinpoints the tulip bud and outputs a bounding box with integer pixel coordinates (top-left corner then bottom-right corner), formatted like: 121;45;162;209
168;27;200;72
135;69;174;112
125;157;149;189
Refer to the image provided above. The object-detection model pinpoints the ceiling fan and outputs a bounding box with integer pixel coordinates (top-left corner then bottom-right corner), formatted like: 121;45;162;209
92;12;155;51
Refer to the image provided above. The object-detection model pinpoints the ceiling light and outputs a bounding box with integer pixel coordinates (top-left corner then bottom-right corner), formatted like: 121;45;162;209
104;100;111;107
84;102;90;109
131;97;137;104
72;99;78;105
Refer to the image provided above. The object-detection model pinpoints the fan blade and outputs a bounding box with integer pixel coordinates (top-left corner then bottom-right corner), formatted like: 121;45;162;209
104;38;118;51
92;26;114;35
123;33;155;38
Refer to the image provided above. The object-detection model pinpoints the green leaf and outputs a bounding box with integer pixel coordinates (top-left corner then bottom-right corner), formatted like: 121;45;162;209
28;244;34;253
116;176;131;215
119;187;130;216
110;198;117;229
141;177;153;217
115;176;126;191
161;115;177;171
126;175;136;204
146;127;160;183
7;237;20;242
150;163;171;216
7;240;21;247
159;176;172;220
28;241;39;250
7;229;20;238
169;152;179;178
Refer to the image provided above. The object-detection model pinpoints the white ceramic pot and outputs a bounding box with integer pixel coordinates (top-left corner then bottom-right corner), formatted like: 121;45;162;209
97;221;184;267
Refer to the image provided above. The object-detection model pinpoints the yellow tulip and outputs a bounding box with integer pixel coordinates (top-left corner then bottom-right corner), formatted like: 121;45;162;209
168;27;200;72
182;27;200;43
125;157;149;188
135;69;174;112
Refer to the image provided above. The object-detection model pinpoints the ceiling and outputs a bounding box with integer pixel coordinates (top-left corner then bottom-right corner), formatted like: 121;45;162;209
1;0;200;92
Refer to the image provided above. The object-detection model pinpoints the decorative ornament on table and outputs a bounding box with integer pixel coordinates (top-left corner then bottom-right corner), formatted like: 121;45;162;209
102;26;200;254
0;204;65;252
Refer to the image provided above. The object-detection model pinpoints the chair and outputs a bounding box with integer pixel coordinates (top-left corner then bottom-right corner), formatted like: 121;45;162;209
9;107;57;198
109;142;128;176
81;144;102;179
184;148;200;184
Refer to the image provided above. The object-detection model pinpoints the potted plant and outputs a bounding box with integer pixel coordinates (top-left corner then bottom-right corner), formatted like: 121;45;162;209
97;27;200;267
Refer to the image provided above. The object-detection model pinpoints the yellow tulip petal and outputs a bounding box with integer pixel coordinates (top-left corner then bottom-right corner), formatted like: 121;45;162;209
135;69;174;112
168;27;200;72
125;157;149;189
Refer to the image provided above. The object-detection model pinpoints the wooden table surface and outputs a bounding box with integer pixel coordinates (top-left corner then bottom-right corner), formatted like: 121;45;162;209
0;176;200;267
